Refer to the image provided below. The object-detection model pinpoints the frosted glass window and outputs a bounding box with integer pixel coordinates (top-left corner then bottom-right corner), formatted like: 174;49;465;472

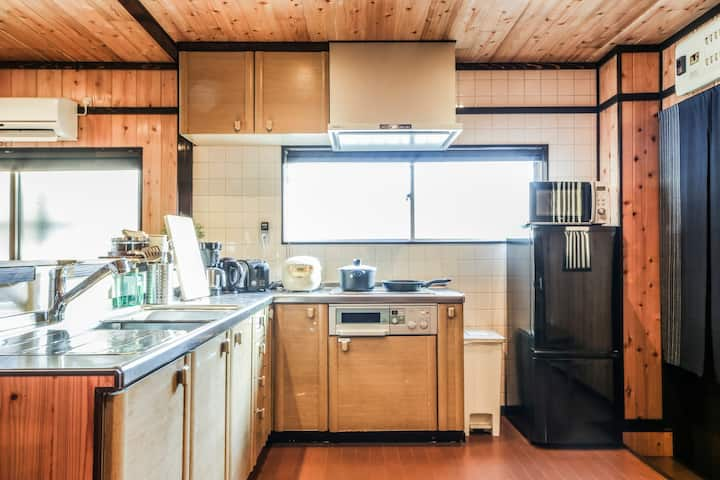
19;170;140;260
282;147;544;243
284;162;411;242
414;161;535;241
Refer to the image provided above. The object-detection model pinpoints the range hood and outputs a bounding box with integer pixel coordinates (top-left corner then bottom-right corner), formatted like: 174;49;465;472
328;42;461;151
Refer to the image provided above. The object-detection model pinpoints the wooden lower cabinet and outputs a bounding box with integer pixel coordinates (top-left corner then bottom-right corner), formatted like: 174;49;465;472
101;357;187;480
328;336;437;432
251;308;272;468
228;319;254;480
438;304;465;431
0;374;115;480
273;304;328;431
189;332;230;480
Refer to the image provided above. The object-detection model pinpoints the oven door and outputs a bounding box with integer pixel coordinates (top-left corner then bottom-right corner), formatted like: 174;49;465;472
529;182;594;224
329;304;390;336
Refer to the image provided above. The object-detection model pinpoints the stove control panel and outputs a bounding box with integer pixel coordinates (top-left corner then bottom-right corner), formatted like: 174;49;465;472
389;305;437;335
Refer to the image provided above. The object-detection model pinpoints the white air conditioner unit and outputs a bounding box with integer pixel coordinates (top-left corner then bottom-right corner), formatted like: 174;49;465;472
0;98;78;142
675;16;720;96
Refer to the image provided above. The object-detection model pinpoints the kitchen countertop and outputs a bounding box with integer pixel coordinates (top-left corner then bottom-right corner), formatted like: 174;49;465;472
0;287;464;388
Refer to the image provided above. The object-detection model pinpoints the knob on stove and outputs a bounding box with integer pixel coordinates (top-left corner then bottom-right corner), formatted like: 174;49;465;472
419;320;429;330
407;320;417;329
391;317;399;324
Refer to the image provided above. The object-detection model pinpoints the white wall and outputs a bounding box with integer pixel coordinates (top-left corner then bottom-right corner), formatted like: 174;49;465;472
192;69;598;402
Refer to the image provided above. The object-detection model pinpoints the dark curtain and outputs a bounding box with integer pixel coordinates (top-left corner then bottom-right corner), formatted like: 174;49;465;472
711;89;720;382
677;89;712;377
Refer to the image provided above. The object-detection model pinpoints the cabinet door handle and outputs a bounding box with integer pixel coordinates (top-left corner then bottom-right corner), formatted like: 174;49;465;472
258;375;266;387
256;408;265;418
259;343;266;356
234;332;243;345
268;308;274;320
233;120;242;132
338;337;351;352
306;307;315;319
220;339;231;355
265;119;273;132
448;306;456;319
176;365;190;387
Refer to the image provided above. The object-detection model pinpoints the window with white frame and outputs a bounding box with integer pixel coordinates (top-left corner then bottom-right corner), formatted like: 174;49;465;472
282;146;546;243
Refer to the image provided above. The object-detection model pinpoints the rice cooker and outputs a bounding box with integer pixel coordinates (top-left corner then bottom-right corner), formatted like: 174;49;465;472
282;256;322;291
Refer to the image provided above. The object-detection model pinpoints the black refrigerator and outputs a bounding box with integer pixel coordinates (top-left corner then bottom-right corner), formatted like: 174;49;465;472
505;225;622;447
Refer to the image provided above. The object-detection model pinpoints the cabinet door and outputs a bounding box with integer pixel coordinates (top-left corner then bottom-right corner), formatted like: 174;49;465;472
189;333;230;480
273;304;328;431
438;304;464;431
180;51;254;134
251;309;270;467
254;52;328;133
101;357;186;480
328;336;437;432
228;320;253;480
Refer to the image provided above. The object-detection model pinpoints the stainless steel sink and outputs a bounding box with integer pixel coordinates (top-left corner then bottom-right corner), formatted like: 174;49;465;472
105;309;231;323
97;321;206;332
0;328;188;356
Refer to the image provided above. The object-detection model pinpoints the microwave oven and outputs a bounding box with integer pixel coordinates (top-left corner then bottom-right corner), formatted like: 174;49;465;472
529;181;609;224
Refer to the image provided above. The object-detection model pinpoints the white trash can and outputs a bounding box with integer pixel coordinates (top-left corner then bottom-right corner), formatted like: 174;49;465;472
464;329;505;437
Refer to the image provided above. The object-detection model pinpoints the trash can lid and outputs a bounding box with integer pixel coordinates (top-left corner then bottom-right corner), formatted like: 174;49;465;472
464;329;505;343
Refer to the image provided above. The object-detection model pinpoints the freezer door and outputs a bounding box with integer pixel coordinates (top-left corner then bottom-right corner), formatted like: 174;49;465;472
533;226;620;352
532;355;621;446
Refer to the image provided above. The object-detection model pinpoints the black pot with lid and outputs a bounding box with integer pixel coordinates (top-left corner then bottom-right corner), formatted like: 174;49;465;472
338;259;376;291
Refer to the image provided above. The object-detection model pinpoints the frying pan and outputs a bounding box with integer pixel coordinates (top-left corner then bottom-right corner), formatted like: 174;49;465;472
382;278;451;292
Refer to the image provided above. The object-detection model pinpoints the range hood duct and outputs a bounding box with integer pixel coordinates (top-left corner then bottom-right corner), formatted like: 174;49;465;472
328;42;461;151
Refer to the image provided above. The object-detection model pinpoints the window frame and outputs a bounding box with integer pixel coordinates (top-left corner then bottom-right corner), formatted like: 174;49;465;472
0;148;143;260
281;145;549;245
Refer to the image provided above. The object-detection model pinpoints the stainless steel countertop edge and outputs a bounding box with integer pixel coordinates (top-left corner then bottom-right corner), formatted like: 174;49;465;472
0;288;464;388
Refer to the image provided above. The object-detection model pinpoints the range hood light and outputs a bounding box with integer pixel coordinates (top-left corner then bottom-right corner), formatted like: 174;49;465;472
329;129;461;152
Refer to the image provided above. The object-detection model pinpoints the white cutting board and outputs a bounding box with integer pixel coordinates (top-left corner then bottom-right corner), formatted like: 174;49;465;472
164;215;209;300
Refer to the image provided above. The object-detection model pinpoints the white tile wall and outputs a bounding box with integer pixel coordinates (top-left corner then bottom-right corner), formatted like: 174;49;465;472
192;70;598;403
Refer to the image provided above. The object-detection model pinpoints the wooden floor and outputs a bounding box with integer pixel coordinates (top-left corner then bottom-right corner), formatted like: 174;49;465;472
254;419;664;480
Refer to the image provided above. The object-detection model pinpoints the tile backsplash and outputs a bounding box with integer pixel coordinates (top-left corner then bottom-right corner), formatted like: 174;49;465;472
192;69;599;403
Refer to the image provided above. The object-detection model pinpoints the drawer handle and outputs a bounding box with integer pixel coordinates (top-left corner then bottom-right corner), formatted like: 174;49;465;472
256;408;265;418
306;307;315;319
448;306;456;319
176;365;190;387
220;339;231;355
258;375;266;387
234;332;243;345
338;337;351;352
259;343;266;355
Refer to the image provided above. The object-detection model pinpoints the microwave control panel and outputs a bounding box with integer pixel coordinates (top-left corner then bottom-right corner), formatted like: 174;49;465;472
595;184;610;224
389;305;437;335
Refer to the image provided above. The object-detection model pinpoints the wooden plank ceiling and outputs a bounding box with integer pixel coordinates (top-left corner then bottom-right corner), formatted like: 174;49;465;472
141;0;719;62
0;0;716;63
0;0;172;62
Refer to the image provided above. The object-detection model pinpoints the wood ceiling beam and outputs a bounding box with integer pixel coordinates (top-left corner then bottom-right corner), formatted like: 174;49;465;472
118;0;177;62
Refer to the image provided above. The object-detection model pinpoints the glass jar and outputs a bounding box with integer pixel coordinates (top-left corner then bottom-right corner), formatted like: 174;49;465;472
112;267;146;308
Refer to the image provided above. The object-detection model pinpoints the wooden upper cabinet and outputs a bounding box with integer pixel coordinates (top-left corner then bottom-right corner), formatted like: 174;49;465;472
179;51;254;134
274;304;328;431
101;357;187;480
254;52;329;134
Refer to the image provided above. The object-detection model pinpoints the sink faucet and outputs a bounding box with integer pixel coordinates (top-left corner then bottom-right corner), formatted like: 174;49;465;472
48;258;132;323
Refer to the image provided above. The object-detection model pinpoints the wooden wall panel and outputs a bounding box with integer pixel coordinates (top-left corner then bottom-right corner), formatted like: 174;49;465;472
621;52;660;94
0;68;178;233
0;375;115;480
623;432;674;457
599;55;618;104
622;100;663;420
